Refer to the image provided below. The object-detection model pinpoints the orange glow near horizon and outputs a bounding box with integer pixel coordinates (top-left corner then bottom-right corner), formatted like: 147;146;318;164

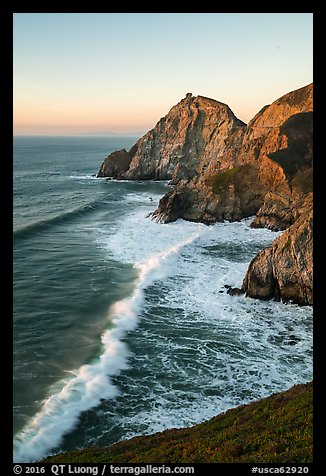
13;100;161;136
13;14;312;136
13;92;258;136
13;116;153;136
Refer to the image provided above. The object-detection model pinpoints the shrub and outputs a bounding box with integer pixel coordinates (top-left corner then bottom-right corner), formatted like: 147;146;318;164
209;167;241;194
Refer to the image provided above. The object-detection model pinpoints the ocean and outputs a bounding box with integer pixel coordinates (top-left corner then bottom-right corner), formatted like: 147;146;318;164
13;136;313;463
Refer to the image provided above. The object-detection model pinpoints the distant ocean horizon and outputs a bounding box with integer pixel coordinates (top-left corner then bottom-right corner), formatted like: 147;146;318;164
13;133;145;139
13;135;313;463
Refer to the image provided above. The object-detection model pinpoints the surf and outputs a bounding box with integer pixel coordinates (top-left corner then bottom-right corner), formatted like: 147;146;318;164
13;232;201;463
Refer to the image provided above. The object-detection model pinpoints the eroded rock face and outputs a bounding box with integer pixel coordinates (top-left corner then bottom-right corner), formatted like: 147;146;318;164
152;162;270;224
152;84;313;224
97;84;313;306
242;194;313;305
250;185;312;231
125;95;246;183
150;182;193;223
97;93;246;182
97;144;138;178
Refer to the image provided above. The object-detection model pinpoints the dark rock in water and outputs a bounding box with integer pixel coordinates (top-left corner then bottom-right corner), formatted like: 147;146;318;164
242;194;313;306
150;182;192;223
227;287;245;296
97;144;138;178
95;84;313;306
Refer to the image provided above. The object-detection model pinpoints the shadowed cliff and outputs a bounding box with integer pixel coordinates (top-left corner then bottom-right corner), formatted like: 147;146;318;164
96;84;313;305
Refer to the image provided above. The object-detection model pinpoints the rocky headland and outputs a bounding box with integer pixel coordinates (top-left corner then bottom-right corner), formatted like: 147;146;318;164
46;87;313;464
97;84;313;305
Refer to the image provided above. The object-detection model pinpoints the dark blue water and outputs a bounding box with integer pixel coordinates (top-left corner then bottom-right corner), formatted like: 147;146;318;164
13;136;313;462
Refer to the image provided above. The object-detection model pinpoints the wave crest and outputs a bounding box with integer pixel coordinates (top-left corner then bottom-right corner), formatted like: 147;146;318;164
13;233;199;463
13;197;110;241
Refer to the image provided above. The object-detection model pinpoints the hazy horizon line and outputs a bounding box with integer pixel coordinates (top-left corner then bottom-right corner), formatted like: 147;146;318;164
13;132;144;138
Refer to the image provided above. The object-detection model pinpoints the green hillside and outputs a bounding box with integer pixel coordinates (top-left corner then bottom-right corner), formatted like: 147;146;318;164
42;382;312;463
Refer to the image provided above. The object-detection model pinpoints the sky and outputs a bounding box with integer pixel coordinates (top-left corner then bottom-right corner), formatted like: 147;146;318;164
13;13;313;136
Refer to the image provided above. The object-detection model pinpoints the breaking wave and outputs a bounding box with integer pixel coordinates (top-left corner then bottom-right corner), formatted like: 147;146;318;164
13;233;199;462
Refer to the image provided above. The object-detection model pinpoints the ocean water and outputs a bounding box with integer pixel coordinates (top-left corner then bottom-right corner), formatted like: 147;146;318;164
13;136;313;463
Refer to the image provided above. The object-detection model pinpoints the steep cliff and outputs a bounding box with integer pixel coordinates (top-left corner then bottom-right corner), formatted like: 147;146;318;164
149;86;313;306
152;84;313;224
97;93;246;181
96;84;313;305
242;193;313;305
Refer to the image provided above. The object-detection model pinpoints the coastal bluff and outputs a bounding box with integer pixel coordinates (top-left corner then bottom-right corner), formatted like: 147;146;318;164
42;382;312;463
97;85;313;305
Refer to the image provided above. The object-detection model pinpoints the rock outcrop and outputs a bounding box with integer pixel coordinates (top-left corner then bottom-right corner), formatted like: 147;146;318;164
97;144;138;178
242;194;313;305
151;84;313;224
97;84;313;305
97;93;246;182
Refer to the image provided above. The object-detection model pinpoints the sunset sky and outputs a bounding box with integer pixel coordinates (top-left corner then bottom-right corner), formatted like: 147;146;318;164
13;13;313;136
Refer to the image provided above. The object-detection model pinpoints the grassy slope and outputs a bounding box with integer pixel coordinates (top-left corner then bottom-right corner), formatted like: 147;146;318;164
42;382;312;464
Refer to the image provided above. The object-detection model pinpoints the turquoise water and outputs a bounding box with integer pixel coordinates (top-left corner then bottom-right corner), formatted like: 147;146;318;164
13;136;313;462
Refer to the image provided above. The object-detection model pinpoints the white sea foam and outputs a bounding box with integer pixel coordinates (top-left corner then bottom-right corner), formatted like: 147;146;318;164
96;196;206;264
13;214;201;463
13;190;312;461
87;205;312;444
69;175;101;180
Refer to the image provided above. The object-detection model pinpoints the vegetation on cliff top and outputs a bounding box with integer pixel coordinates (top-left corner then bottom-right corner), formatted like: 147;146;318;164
42;382;312;464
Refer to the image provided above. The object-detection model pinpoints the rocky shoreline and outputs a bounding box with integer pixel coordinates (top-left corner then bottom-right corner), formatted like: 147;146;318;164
97;84;313;305
43;87;314;464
